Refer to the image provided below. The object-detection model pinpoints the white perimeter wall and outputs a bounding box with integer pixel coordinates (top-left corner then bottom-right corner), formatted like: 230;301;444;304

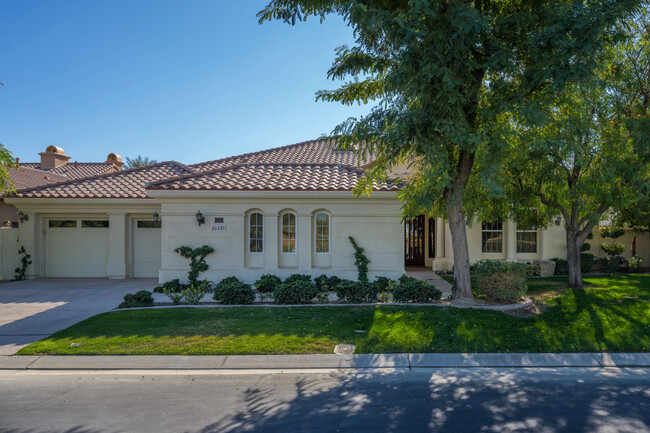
0;229;19;280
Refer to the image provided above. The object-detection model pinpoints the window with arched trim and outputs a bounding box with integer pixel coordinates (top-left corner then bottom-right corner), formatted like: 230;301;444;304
249;212;264;253
314;213;330;253
281;213;296;253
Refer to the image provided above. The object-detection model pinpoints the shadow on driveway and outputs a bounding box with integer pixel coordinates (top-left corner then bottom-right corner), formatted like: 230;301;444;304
0;278;156;354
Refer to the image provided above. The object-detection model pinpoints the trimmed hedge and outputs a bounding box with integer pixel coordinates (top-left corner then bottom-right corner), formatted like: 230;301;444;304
213;277;255;305
335;280;379;303
118;290;154;308
153;279;184;294
473;260;527;304
254;274;282;293
273;280;319;304
581;252;595;272
392;276;442;303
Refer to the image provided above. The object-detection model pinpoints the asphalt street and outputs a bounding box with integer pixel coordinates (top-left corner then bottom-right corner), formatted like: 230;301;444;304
1;367;648;433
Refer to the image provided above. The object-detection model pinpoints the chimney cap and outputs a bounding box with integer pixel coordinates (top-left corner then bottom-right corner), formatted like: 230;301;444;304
106;153;122;163
45;145;65;154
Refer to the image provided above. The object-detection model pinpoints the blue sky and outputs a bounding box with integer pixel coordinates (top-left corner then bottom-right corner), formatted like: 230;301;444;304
0;1;369;164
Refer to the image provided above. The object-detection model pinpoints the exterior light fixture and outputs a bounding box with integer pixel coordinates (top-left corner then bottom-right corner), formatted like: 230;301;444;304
17;210;28;223
153;211;160;225
555;216;562;226
196;210;205;226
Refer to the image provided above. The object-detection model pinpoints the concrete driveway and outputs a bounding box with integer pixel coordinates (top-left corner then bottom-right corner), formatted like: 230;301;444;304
0;278;157;355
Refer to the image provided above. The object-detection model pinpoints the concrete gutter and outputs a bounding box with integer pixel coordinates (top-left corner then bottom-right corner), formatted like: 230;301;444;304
1;353;648;371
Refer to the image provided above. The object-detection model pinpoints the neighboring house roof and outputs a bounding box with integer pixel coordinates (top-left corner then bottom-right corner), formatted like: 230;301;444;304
19;162;119;179
190;139;374;172
13;161;194;199
148;163;399;192
7;167;70;190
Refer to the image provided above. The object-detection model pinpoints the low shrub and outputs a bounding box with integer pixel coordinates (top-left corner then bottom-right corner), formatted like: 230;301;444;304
550;258;569;276
254;274;282;293
118;290;154;308
372;276;394;292
472;260;527;304
628;256;644;273
215;276;241;290
183;280;209;305
213;279;255;305
525;263;541;277
580;252;595;272
284;274;312;284
273;280;319;304
163;286;184;305
335;280;379;303
153;279;185;294
598;255;627;273
327;276;342;288
392;276;442;303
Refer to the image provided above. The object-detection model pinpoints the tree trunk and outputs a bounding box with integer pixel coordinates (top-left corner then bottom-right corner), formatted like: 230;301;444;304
566;230;583;289
447;197;473;299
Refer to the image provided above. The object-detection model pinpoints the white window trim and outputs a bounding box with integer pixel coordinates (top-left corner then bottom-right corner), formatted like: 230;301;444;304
314;212;331;254
281;212;297;254
248;212;264;254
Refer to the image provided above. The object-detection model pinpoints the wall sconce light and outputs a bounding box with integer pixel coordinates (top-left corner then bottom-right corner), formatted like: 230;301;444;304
555;216;562;226
17;210;28;223
153;211;160;225
196;210;205;226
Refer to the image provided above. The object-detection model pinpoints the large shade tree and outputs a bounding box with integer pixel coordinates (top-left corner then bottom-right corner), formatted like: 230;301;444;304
259;0;642;298
501;10;650;288
0;143;17;195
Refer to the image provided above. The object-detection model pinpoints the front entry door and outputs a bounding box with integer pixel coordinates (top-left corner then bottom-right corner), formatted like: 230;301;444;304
404;215;425;266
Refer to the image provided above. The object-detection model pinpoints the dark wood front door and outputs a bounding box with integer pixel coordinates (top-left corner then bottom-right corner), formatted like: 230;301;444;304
405;215;425;266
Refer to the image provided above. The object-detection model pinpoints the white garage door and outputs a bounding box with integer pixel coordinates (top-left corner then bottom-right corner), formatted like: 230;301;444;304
45;219;109;277
133;220;161;278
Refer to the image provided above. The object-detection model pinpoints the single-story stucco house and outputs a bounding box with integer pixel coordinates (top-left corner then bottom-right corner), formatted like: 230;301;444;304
1;141;647;283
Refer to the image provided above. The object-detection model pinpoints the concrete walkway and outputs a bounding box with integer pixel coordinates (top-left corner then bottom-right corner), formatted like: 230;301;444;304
406;266;453;297
0;278;157;355
1;353;648;370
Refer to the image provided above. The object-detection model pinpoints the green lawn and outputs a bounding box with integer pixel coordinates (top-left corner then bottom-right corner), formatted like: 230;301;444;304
18;274;650;355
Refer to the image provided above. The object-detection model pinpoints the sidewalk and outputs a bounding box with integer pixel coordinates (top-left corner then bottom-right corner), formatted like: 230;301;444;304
1;353;648;371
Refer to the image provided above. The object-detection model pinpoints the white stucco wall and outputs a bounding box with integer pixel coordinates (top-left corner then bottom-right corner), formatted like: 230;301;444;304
152;191;405;284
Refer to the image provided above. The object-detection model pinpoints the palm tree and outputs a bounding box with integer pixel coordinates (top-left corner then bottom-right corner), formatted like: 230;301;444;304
124;155;158;169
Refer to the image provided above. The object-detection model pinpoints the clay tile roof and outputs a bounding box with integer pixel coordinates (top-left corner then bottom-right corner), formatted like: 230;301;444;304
6;166;70;190
19;162;119;179
13;161;194;199
190;139;375;172
148;163;399;192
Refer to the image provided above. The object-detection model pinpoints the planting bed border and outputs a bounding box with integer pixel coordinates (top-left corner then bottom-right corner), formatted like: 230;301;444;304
115;297;532;312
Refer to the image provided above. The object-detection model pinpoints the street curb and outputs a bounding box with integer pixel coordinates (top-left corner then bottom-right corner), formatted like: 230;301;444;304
1;353;648;371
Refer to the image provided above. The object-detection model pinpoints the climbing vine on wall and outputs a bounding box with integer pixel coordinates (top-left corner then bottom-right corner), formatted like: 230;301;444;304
174;245;215;286
348;236;370;283
14;246;32;281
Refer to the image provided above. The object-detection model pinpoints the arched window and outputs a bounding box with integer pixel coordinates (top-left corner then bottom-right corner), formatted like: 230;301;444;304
249;212;264;253
314;212;330;253
281;213;296;253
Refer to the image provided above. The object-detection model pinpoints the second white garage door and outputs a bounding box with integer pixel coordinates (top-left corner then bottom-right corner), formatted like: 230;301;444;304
45;219;109;277
133;220;161;278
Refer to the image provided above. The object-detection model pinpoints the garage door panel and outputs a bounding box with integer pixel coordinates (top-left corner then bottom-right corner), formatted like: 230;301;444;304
134;221;161;278
45;220;109;278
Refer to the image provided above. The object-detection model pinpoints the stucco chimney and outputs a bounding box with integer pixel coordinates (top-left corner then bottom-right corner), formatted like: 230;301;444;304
105;153;124;170
39;145;70;169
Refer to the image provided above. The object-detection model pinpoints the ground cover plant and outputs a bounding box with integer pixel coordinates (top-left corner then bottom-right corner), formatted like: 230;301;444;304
20;275;648;355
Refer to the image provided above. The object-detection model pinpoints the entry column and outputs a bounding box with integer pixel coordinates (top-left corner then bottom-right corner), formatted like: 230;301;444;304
107;213;128;279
